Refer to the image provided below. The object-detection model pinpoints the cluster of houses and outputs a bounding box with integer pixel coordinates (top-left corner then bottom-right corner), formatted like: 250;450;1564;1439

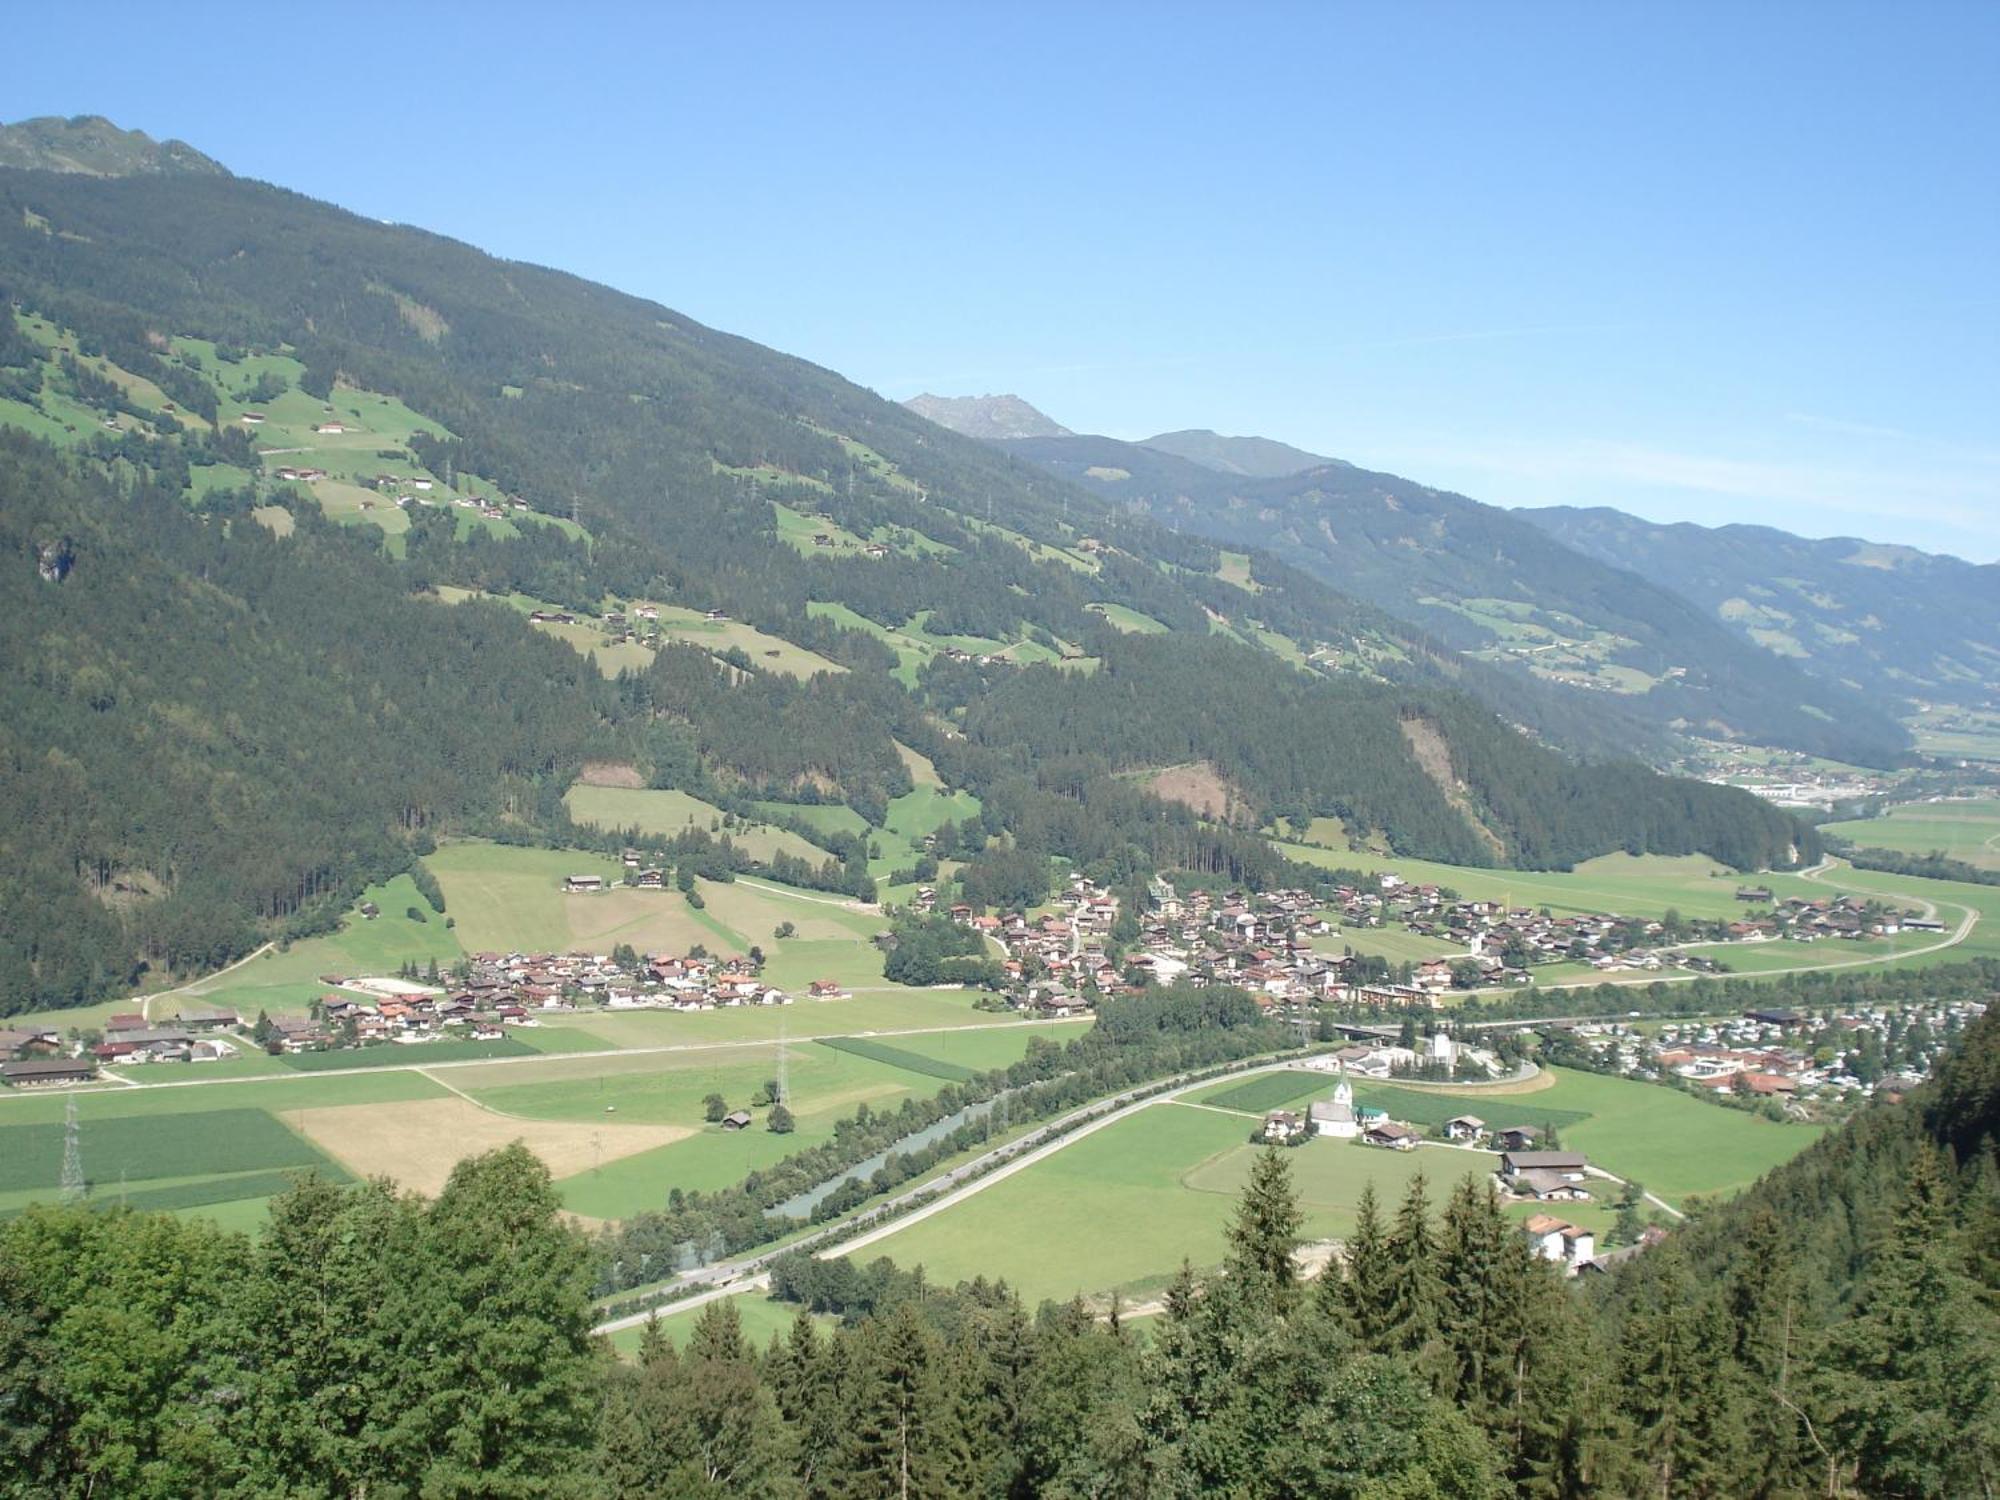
930;874;1124;1016
1702;760;1897;810
1557;998;1987;1104
2;941;831;1082
0;1006;246;1087
924;869;1833;1019
1255;1072;1618;1274
264;948;818;1053
1730;893;1941;942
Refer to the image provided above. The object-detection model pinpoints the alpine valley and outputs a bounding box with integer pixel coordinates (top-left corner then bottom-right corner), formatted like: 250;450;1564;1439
2;112;1999;1500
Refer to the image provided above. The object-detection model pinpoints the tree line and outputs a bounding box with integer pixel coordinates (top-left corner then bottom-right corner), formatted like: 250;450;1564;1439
9;1001;1992;1495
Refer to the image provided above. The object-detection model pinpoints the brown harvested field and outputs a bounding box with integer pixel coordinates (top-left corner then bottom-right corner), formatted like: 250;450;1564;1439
578;760;645;788
1142;762;1246;823
1381;1067;1558;1097
292;1096;691;1197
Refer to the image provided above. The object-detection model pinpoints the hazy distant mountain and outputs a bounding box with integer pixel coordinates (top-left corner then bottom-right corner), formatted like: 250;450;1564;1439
1518;506;2000;709
0;115;228;177
1001;430;1910;765
1140;428;1345;478
903;393;1070;441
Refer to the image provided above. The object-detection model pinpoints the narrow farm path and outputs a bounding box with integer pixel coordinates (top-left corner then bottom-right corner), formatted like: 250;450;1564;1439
139;942;276;1021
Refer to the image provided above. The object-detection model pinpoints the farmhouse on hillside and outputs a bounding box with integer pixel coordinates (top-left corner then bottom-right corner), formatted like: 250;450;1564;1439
1522;1213;1596;1272
1501;1149;1594;1202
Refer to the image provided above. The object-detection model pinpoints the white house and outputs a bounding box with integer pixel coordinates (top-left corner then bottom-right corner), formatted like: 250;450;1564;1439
1522;1213;1596;1272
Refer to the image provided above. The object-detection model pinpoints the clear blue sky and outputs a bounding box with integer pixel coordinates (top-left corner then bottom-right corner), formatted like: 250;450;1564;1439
6;2;1996;558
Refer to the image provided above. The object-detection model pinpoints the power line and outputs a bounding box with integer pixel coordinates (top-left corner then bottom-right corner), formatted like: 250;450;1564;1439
60;1095;85;1203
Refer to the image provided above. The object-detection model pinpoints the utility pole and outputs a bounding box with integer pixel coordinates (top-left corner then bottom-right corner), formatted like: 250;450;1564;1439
775;1019;789;1107
60;1096;85;1203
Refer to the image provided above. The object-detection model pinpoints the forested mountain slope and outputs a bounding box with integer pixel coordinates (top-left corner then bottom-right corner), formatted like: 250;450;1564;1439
1138;425;1341;477
1520;504;2000;711
0;431;613;1007
0;144;1816;1012
1000;430;1911;765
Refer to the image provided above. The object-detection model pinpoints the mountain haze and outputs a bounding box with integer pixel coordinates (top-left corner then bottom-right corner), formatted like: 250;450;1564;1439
1518;505;2000;710
1000;429;1913;765
901;391;1070;440
1140;426;1343;477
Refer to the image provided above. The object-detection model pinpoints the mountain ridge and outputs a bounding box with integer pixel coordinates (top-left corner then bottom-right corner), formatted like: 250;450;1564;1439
1139;426;1345;477
997;429;1912;766
902;391;1070;440
0;140;1817;1012
0;114;228;178
1517;503;2000;710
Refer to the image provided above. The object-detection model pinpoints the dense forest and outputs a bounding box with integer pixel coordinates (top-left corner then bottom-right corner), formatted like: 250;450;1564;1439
0;162;1825;1013
0;430;612;1009
962;634;1814;871
3;998;1995;1497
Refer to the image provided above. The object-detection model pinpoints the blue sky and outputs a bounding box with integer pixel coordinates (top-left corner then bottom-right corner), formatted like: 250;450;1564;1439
6;2;1996;558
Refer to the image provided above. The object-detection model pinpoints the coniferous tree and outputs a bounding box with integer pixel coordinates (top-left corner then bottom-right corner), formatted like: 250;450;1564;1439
1380;1172;1444;1366
1817;1145;2000;1498
1323;1179;1393;1346
1224;1146;1303;1312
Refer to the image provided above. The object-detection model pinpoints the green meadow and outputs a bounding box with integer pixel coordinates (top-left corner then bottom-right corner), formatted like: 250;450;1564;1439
608;1293;829;1358
176;873;466;1020
866;1105;1463;1305
868;1063;1825;1302
475;1040;957;1214
1088;602;1170;635
0;1072;441;1222
1823;798;2000;872
563;785;828;866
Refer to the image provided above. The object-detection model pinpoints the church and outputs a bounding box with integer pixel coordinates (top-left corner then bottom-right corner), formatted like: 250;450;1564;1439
1308;1078;1359;1139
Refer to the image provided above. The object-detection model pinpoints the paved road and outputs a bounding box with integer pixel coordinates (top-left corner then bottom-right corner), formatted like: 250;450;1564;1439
1466;857;1977;1005
593;1057;1311;1335
0;1015;1093;1105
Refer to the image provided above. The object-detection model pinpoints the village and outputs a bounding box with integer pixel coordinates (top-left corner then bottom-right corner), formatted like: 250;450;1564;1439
923;867;1928;1023
1545;995;1988;1108
0;942;841;1086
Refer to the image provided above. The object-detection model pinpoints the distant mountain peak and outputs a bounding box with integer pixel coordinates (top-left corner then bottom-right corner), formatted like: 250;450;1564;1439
0;115;229;178
1139;428;1346;478
903;392;1071;441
